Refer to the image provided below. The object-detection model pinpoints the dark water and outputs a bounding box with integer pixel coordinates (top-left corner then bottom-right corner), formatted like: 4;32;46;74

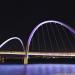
0;64;75;75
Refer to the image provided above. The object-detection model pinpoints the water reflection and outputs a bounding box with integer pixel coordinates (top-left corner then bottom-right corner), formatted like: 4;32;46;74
0;64;75;75
0;65;26;75
27;64;75;75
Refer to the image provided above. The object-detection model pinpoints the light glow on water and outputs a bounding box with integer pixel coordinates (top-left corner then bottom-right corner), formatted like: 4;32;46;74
27;64;75;75
0;64;75;75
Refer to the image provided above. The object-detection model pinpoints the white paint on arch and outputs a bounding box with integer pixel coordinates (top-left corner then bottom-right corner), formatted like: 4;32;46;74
0;37;25;52
26;20;75;54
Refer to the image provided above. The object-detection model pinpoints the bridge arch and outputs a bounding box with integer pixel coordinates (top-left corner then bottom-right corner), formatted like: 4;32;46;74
0;37;25;52
26;20;75;58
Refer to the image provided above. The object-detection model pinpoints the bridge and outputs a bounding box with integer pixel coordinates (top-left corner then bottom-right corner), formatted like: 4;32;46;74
0;51;75;64
0;20;75;64
0;51;75;57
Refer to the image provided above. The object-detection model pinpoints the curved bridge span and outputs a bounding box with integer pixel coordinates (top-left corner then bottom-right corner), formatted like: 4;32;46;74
0;20;75;64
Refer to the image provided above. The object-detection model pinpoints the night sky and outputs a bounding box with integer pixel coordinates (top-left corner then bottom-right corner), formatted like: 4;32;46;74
0;0;75;52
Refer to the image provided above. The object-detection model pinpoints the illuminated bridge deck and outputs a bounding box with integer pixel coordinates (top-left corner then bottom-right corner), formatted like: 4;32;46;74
0;52;75;57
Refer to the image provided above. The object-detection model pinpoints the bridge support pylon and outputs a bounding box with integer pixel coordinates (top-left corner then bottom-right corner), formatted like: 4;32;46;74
24;56;28;64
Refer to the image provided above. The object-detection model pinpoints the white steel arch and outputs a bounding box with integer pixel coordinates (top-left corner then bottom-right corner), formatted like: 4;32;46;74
0;37;25;52
26;20;75;58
